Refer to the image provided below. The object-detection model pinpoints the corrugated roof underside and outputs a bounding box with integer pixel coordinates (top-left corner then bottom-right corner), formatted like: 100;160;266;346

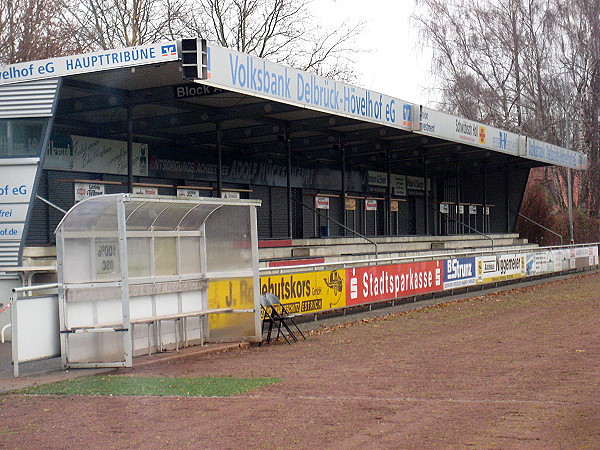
0;78;59;118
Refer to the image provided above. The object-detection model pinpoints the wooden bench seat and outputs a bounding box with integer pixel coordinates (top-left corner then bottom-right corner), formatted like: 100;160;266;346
64;308;234;354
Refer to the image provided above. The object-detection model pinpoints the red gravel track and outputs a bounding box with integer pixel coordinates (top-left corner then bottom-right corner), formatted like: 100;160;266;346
1;272;599;448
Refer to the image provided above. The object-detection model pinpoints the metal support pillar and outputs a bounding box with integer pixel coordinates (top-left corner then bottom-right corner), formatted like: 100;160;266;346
127;107;134;193
424;157;429;235
386;147;392;236
483;166;488;233
505;165;510;232
216;121;223;198
285;126;293;238
455;164;460;234
568;168;574;244
340;139;347;234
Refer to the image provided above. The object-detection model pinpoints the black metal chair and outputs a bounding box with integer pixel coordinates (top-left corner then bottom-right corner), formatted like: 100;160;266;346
260;293;306;344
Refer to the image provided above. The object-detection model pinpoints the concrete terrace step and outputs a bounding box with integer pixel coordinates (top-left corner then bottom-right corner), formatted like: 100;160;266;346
259;243;540;268
259;234;528;260
258;234;537;268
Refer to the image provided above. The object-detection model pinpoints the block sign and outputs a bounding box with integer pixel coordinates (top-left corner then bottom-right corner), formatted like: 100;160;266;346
469;205;477;215
439;203;450;214
315;196;330;209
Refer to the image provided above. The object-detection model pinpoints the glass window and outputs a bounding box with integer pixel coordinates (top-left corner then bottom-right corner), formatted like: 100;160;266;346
0;118;48;158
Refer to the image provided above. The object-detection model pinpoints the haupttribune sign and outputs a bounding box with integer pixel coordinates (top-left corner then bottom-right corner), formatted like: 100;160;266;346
0;42;179;85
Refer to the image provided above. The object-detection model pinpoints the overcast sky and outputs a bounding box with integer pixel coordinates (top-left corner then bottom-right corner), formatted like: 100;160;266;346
312;0;436;106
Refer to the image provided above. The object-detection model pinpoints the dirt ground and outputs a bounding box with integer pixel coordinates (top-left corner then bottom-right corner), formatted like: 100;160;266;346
1;272;599;448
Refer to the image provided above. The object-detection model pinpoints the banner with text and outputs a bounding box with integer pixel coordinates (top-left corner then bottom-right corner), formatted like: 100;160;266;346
203;43;414;132
260;269;346;314
346;260;443;305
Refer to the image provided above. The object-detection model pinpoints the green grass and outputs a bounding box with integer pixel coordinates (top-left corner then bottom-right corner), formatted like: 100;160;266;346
19;375;282;397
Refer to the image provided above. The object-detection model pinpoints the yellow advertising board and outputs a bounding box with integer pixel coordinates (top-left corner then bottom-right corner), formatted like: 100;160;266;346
260;269;346;314
208;277;254;330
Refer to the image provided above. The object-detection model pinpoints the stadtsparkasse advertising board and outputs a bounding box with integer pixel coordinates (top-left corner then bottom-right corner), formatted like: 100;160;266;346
346;260;443;305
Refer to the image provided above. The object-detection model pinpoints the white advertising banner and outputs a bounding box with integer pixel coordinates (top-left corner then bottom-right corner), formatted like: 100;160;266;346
476;253;525;284
0;158;39;242
419;107;521;156
0;42;179;85
46;135;148;176
391;174;406;196
203;44;413;131
133;186;158;195
74;182;105;202
315;196;330;209
526;138;588;170
368;171;388;187
365;199;378;211
406;176;426;191
177;188;201;198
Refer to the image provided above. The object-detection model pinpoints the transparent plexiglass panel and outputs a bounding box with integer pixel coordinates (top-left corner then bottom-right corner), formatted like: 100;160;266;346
127;237;151;278
205;206;252;273
61;196;118;232
62;236;120;283
154;237;177;276
153;203;194;230
179;236;201;274
62;238;92;284
178;204;220;231
126;201;170;231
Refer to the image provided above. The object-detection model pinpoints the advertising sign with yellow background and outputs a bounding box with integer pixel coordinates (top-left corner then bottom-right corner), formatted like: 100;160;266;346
208;277;254;331
260;269;346;314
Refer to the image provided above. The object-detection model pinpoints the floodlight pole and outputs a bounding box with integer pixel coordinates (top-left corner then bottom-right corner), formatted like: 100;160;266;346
563;74;574;244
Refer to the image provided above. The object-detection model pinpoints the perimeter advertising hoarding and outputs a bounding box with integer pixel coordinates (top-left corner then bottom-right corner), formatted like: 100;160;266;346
419;107;521;157
203;43;413;132
570;245;599;269
260;269;346;314
526;138;588;170
476;254;525;284
346;260;443;305
444;257;477;289
208;277;255;332
260;245;598;316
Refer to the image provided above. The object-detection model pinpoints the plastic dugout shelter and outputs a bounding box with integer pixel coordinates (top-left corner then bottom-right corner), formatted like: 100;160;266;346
56;193;261;369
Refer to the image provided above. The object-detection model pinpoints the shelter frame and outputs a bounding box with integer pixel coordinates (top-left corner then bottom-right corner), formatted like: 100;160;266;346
56;194;261;369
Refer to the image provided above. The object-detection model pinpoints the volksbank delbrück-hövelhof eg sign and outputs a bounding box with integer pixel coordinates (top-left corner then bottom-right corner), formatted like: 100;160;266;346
202;44;414;131
526;138;588;170
0;42;179;85
418;107;522;157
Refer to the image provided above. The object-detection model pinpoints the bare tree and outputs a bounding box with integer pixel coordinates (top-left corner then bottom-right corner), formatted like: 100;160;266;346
65;0;191;50
0;0;83;64
186;0;364;81
414;0;600;224
61;0;362;81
